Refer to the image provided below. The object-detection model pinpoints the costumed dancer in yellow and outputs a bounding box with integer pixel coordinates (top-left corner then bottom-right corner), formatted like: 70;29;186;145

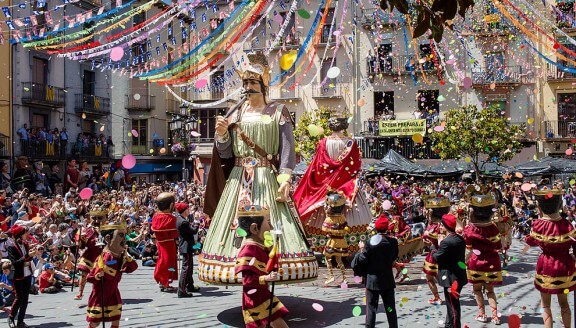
322;191;350;285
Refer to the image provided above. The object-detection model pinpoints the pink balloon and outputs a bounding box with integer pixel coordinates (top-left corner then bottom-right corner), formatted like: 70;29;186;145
122;154;136;169
521;183;532;192
195;79;208;89
382;200;392;210
131;129;139;138
273;14;283;24
110;47;124;62
433;125;445;132
79;188;93;200
566;148;573;156
462;77;473;89
312;303;324;312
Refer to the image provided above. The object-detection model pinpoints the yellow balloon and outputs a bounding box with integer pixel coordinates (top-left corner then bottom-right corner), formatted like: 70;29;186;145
280;50;297;71
277;173;291;184
412;133;423;144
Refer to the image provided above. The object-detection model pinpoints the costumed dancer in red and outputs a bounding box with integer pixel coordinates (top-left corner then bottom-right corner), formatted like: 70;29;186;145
523;187;576;327
321;191;350;285
492;192;513;268
151;192;179;292
383;198;412;282
74;208;105;300
462;189;503;325
422;195;451;305
234;205;289;328
293;114;371;253
86;220;138;328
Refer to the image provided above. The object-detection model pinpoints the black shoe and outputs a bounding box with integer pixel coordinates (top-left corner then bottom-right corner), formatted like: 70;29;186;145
17;322;30;328
188;286;201;293
177;292;193;298
160;286;177;293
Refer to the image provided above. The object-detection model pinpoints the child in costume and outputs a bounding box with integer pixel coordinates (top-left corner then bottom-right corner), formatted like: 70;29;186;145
524;187;576;327
74;208;105;300
422;195;451;305
462;189;503;324
86;220;138;328
322;191;350;285
234;205;289;328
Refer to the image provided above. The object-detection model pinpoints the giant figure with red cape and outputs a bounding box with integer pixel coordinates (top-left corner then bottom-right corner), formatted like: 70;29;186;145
293;115;373;253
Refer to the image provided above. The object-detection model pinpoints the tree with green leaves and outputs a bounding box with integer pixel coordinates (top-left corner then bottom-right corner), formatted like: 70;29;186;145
430;105;525;181
379;0;474;41
294;106;346;163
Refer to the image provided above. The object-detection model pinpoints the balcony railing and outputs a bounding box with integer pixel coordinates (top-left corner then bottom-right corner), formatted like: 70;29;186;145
22;82;65;108
355;137;438;160
75;94;111;115
546;62;576;80
360;8;403;29
311;82;343;98
366;54;437;77
543;120;576;139
191;88;225;101
471;65;532;85
269;84;301;100
18;139;113;160
125;94;156;111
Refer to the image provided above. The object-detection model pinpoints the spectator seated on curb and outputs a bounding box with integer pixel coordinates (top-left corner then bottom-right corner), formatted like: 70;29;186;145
140;242;158;267
38;263;63;294
0;261;14;312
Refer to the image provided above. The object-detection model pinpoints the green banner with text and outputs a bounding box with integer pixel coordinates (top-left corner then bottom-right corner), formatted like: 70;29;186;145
378;119;427;137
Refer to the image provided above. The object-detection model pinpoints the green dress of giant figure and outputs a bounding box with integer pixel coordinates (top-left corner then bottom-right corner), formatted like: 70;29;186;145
198;52;318;284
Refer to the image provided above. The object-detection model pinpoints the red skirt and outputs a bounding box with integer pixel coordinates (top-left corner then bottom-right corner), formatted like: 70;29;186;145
467;250;502;285
154;240;178;287
422;252;438;276
242;286;288;328
534;252;576;294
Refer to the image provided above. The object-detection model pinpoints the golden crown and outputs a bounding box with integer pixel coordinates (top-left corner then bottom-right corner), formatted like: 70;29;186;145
423;195;451;208
89;210;108;218
534;188;562;196
100;219;127;231
469;194;496;207
237;52;270;87
237;204;270;217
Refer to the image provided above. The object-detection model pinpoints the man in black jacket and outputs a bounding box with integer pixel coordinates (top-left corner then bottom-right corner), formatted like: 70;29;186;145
358;215;399;328
432;213;467;328
175;202;199;298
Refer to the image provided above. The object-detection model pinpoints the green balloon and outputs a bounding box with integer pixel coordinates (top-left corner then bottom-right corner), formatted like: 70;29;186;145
352;306;362;317
297;8;311;19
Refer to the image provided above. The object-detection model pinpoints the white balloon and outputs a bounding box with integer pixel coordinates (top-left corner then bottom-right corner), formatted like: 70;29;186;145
326;66;341;79
133;93;141;100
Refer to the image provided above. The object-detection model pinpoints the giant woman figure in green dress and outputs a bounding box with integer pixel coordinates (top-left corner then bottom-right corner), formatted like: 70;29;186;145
198;53;318;284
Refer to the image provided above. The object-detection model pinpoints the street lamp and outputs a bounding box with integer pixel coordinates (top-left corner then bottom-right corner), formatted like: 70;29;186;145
170;105;189;185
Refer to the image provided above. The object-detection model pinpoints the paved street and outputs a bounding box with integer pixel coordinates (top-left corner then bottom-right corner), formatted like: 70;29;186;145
6;239;572;327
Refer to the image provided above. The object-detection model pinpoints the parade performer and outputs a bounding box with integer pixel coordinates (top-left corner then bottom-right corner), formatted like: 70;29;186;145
86;220;138;328
7;225;35;328
422;195;451;305
175;202;200;298
524;187;576;328
386;198;421;282
321;191;350;285
433;213;468;328
151;192;179;292
234;204;289;328
293;114;372;253
492;191;513;268
357;215;399;328
200;52;317;284
462;189;503;324
74;208;106;300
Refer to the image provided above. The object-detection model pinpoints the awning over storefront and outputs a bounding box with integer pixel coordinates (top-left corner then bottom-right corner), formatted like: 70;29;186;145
129;162;183;174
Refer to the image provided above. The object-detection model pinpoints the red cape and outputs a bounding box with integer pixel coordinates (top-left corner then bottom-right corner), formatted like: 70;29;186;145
152;212;179;286
293;138;361;223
